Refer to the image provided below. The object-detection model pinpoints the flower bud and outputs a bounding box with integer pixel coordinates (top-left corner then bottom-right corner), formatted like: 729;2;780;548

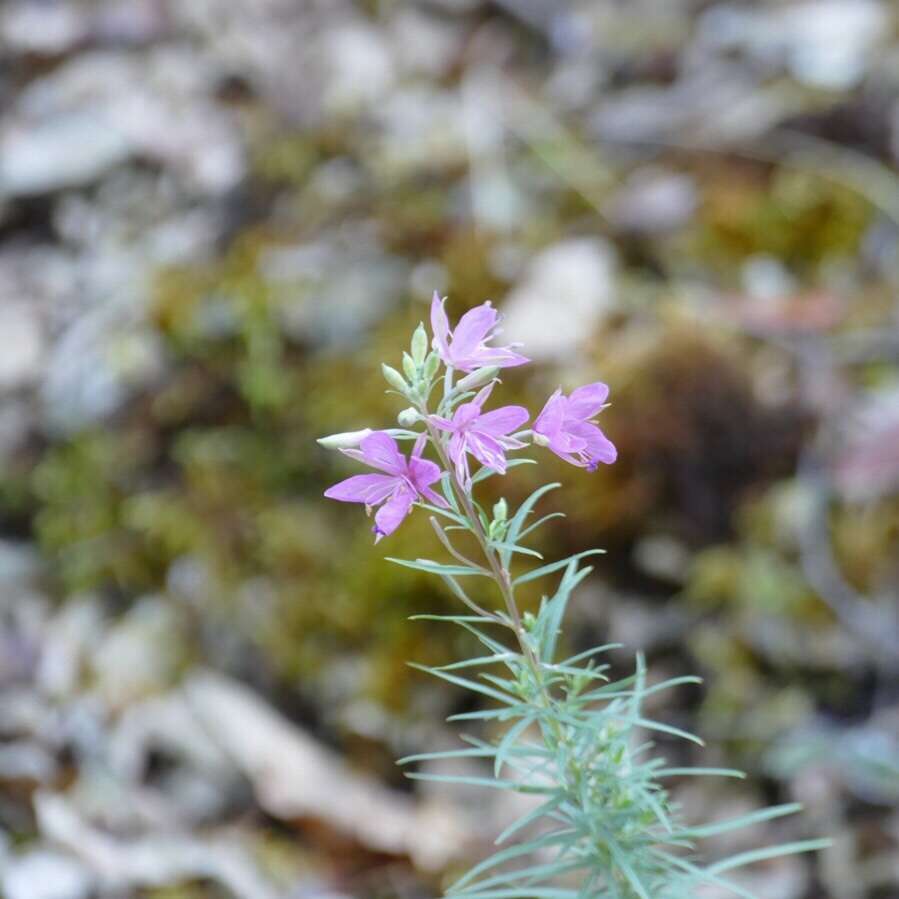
410;323;428;364
492;497;508;522
397;407;420;427
423;351;440;380
381;364;409;394
402;352;418;381
532;431;550;447
456;366;500;393
317;428;373;450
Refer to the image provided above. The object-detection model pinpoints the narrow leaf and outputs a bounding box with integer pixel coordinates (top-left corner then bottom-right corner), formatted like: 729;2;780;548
514;550;606;586
387;557;488;577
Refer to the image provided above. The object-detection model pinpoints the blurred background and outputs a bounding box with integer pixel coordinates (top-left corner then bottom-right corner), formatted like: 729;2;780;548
1;1;898;897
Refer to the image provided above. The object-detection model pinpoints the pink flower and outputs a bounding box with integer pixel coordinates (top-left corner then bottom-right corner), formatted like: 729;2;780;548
431;384;529;488
431;293;529;372
324;432;447;542
533;382;617;471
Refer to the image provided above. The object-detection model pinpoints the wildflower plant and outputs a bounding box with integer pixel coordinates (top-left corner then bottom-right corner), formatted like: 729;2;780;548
320;295;827;898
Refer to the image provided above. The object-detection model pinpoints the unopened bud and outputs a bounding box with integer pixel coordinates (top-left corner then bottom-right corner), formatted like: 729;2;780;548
402;352;417;381
317;428;373;450
493;497;508;522
423;351;441;380
397;407;420;427
410;323;428;364
532;431;550;447
457;366;499;393
381;364;409;394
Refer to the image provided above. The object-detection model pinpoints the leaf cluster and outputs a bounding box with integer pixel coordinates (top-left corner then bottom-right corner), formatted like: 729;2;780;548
394;488;826;898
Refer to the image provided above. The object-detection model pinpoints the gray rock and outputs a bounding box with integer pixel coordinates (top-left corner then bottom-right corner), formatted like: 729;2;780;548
263;226;406;346
606;168;697;234
2;850;93;899
0;304;44;390
0;2;88;56
697;0;889;90
41;304;166;434
501;238;616;360
0;540;43;588
0;116;130;198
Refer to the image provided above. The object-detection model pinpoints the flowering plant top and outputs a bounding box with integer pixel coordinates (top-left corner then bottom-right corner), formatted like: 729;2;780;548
318;294;826;898
323;293;615;541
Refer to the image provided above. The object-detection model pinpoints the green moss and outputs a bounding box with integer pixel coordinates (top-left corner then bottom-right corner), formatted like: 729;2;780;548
22;229;483;709
32;431;159;592
688;167;872;275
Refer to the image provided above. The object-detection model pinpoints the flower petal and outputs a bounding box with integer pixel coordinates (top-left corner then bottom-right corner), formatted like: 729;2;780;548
324;473;398;504
408;454;443;490
450;302;497;359
358;432;406;474
569;421;617;465
472;381;495;408
547;446;587;468
467;431;508;473
452;401;483;428
373;485;416;541
475;404;530;437
566;382;610;420
469;346;530;369
448;433;471;486
429;414;455;431
551;429;588;454
430;293;451;361
419;484;450;508
534;389;565;439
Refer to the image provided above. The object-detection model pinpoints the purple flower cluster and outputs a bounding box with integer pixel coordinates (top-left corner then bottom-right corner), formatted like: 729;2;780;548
533;383;617;470
431;382;529;489
430;293;529;372
323;296;616;540
324;433;447;542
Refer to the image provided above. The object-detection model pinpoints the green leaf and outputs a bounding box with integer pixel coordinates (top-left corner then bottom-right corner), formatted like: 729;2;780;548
656;767;746;780
397;746;496;765
448;829;580;892
519;511;566;540
408;614;496;624
534;557;594;661
451;890;579;899
682;803;802;839
409;662;519;705
559;643;623;667
629;716;705;746
440;472;462;513
651;851;759;899
418;502;466;525
514;550;606;586
453;618;518;656
607;838;652;899
500;483;561;568
434;652;517;672
451;859;584;895
386;557;488;577
404;772;556;793
488;540;544;559
493;715;536;778
706;839;832;875
493;794;567;845
448;707;527;722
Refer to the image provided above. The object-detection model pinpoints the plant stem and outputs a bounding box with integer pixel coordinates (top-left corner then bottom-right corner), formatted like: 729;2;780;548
418;379;562;731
